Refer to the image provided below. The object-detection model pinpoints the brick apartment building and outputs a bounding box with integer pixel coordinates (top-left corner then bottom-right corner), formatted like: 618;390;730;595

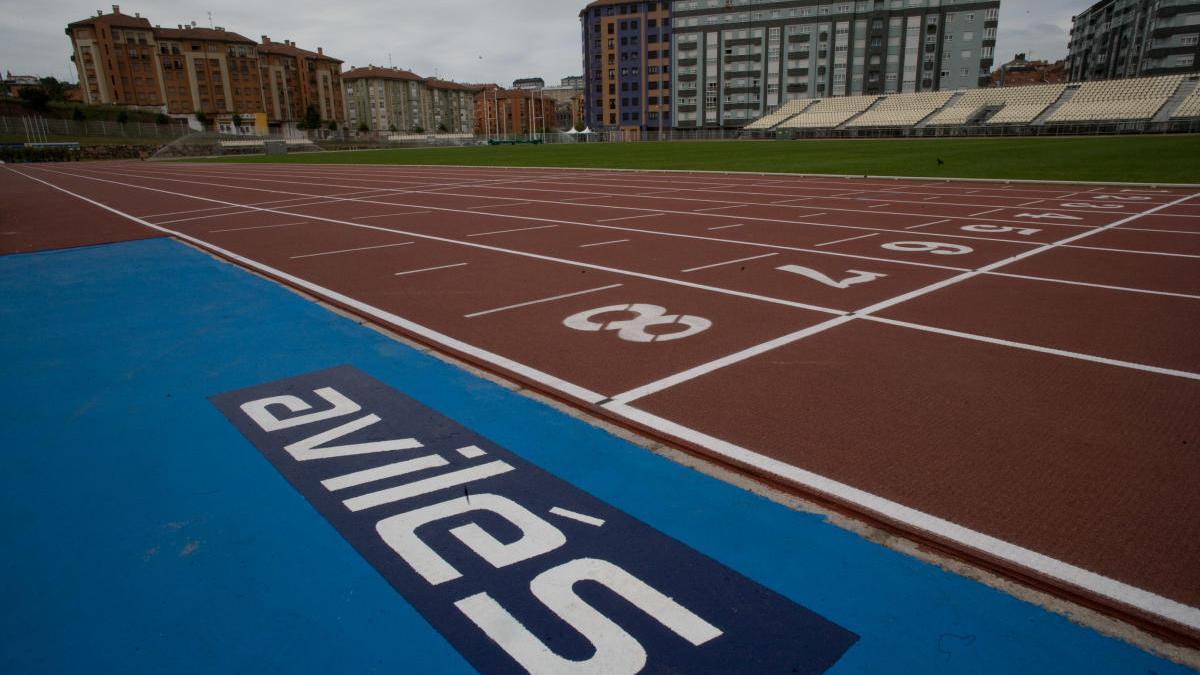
66;6;344;130
474;85;557;136
257;36;344;125
989;53;1068;87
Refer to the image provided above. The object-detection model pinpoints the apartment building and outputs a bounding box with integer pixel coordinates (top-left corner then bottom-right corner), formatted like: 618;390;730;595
424;79;482;132
343;67;425;131
257;37;344;125
66;6;344;129
475;86;557;136
580;1;673;132
343;67;481;133
66;6;163;108
154;25;263;116
670;0;998;128
1066;0;1200;80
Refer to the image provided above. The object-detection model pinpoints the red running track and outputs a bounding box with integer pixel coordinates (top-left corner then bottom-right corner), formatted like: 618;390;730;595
5;160;1199;644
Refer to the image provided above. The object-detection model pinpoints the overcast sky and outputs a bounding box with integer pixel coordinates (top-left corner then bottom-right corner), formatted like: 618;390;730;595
2;0;1089;85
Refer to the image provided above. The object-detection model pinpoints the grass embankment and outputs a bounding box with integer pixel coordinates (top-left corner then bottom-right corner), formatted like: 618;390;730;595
193;135;1200;184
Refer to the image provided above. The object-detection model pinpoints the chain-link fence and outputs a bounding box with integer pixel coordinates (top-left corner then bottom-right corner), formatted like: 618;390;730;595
0;115;193;141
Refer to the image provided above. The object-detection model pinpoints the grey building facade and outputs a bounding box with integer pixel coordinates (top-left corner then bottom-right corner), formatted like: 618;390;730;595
670;0;998;128
1066;0;1200;81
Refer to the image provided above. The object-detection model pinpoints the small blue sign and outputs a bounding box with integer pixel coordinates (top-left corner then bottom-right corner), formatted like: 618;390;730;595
210;365;858;674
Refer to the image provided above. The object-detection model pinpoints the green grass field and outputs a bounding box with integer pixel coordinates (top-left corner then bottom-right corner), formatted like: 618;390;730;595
191;135;1200;184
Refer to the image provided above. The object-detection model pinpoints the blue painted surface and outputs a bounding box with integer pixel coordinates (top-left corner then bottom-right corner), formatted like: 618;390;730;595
0;237;1193;674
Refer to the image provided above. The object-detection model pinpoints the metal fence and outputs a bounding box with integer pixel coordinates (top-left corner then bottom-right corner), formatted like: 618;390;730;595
740;117;1200;140
0;116;192;141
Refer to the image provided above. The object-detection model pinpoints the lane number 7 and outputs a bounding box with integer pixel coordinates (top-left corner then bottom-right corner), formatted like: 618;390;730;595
777;264;886;289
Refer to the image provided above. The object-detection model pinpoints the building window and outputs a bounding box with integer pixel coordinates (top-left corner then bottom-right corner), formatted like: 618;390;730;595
1177;54;1195;67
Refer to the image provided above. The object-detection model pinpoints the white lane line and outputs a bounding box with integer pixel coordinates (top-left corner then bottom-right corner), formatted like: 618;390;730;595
464;284;623;318
290;242;414;259
611;316;856;404
155;208;253;224
867;203;891;209
968;208;1004;217
467;224;558;237
802;212;829;218
1018;199;1045;207
906;219;951;230
694;204;746;213
98;164;977;272
987;271;1200;300
773;197;812;204
816;233;878;247
472;201;533;209
351;210;431;220
596;212;665;222
549;506;606;527
143;164;1109;243
210;221;308;233
706;223;744;231
865;315;1200;381
1064;244;1200;260
36;166;849;315
923;196;940;201
10;168;610;405
680;252;778;273
159;194;394;223
394;263;469;276
136;189;392;219
610;190;1200;405
579;239;630;248
600;398;1200;634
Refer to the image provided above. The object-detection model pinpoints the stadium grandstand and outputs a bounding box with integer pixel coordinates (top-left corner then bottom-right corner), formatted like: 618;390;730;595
743;73;1200;135
846;92;956;128
925;83;1065;126
1045;75;1184;123
776;95;880;129
1171;87;1200;120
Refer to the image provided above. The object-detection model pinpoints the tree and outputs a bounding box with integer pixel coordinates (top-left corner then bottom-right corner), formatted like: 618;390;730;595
573;120;585;132
155;112;169;125
17;86;50;111
38;77;67;101
357;122;370;134
388;123;397;133
302;104;321;130
437;123;448;133
327;120;337;131
193;110;209;129
411;125;425;134
72;107;86;122
117;110;129;124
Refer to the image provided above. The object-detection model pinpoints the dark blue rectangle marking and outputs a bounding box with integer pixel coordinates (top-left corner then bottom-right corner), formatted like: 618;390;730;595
210;365;857;674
